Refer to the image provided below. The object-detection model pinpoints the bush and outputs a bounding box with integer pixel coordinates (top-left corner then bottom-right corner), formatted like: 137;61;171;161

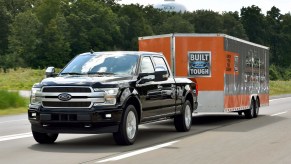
269;64;281;80
0;90;27;109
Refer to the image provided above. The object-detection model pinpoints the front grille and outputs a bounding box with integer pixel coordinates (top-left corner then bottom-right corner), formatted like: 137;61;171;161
42;87;91;93
43;102;91;108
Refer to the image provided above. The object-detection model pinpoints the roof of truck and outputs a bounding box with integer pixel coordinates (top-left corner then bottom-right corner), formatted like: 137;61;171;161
78;51;164;56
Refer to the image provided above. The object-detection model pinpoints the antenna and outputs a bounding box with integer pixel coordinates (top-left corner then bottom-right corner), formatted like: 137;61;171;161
90;49;94;54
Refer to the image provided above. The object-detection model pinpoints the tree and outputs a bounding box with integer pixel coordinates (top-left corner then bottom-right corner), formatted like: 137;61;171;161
191;10;223;33
240;5;267;44
160;14;194;34
8;10;41;67
0;2;11;56
65;0;121;54
36;14;71;68
222;11;247;39
117;4;153;50
266;6;283;65
279;13;291;67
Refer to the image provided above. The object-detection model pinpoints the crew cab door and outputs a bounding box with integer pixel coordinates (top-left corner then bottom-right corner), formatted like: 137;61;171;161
136;55;176;121
151;56;176;115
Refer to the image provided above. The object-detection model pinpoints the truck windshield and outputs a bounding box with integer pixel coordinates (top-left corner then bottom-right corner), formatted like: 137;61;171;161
60;53;139;76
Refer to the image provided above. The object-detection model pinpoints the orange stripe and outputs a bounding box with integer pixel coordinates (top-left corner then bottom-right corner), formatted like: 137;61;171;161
224;94;269;109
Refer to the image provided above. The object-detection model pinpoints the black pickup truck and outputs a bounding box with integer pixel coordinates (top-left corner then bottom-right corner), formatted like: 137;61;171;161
28;51;198;145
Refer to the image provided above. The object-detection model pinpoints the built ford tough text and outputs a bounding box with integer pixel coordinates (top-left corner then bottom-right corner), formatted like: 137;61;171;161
28;51;198;145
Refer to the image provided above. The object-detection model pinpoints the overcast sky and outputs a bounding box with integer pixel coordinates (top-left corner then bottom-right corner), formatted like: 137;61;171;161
119;0;291;14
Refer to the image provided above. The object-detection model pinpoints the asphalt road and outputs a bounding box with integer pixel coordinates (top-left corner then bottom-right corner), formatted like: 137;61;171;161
0;96;290;164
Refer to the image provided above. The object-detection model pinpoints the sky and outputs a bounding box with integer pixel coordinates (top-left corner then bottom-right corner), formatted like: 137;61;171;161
119;0;291;14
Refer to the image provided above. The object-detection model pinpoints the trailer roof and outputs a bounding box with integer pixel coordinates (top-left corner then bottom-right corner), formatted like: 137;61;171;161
138;33;269;50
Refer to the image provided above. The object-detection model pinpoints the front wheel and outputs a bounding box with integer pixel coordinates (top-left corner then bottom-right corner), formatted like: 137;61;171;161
174;100;192;132
113;105;138;145
32;131;58;144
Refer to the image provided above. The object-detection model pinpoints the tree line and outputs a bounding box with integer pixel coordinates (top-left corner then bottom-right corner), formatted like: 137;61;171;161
0;0;290;80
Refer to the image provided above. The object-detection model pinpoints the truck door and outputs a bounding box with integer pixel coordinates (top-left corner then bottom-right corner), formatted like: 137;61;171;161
136;56;163;119
152;56;176;115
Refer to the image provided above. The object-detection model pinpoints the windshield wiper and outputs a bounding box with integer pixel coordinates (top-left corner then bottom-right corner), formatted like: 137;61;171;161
87;72;115;75
61;72;84;75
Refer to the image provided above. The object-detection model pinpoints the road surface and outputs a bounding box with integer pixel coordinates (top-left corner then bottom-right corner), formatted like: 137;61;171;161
0;96;290;164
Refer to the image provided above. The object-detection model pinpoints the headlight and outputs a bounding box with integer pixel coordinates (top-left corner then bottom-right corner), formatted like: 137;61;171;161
93;88;119;105
30;87;41;105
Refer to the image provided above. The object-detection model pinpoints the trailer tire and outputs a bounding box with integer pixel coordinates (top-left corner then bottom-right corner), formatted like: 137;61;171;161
244;100;255;119
32;131;58;144
174;100;192;132
113;105;138;145
253;100;259;118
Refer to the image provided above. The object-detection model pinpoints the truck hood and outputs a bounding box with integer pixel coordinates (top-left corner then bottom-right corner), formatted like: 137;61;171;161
40;76;134;87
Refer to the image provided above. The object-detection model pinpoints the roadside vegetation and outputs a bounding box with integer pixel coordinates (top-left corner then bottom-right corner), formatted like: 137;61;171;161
0;90;28;115
270;81;291;95
0;68;44;90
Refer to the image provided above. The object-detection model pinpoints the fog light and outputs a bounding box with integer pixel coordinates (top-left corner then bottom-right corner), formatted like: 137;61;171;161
31;113;36;117
105;114;112;118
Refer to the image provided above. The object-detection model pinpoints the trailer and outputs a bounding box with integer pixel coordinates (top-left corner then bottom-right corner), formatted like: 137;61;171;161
139;33;269;118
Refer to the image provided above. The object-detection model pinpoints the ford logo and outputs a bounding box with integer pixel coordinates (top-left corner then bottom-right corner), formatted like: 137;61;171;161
58;93;72;101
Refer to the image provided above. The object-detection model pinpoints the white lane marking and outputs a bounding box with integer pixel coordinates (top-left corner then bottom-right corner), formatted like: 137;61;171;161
97;140;179;163
0;119;27;124
270;97;291;102
0;132;32;142
271;111;288;116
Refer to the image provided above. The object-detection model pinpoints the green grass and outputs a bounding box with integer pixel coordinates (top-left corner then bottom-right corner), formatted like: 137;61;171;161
0;68;45;90
0;90;29;115
270;80;291;96
0;107;28;115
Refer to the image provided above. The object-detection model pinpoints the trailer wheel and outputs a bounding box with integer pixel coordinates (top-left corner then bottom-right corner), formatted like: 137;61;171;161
32;131;58;144
253;100;259;118
174;100;192;132
244;100;255;119
113;105;138;145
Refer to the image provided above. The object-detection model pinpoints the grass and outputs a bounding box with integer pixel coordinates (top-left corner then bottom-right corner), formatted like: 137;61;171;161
270;80;291;96
0;107;28;115
0;90;29;115
0;68;45;90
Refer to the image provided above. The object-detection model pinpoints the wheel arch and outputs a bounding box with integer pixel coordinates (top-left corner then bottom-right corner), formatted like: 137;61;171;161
122;95;142;123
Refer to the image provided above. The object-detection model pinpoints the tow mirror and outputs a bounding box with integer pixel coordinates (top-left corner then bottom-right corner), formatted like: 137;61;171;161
45;66;56;78
154;66;168;81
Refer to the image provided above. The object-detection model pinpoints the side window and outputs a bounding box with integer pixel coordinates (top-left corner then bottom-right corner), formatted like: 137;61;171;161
140;57;154;73
153;57;169;74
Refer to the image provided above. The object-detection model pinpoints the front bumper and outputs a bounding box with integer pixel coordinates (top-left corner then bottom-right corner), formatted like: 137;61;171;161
28;105;123;134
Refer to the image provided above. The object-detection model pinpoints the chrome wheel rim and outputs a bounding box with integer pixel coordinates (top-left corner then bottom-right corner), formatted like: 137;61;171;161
126;111;137;140
184;105;191;128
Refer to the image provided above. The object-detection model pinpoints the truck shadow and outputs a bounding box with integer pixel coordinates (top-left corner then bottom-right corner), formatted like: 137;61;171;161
28;114;286;154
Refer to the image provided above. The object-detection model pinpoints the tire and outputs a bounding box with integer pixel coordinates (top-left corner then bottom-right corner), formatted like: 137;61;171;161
174;100;192;132
113;105;138;145
253;100;259;118
32;131;58;144
244;100;255;119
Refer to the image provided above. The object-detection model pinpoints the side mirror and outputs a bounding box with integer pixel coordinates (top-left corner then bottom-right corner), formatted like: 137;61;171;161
154;66;168;81
45;67;55;78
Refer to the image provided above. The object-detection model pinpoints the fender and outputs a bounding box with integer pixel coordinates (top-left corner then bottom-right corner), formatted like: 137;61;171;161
118;88;142;122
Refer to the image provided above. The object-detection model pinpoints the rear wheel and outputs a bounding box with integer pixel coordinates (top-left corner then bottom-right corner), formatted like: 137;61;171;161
32;131;58;144
174;100;192;132
113;105;138;145
253;100;259;118
244;100;255;119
